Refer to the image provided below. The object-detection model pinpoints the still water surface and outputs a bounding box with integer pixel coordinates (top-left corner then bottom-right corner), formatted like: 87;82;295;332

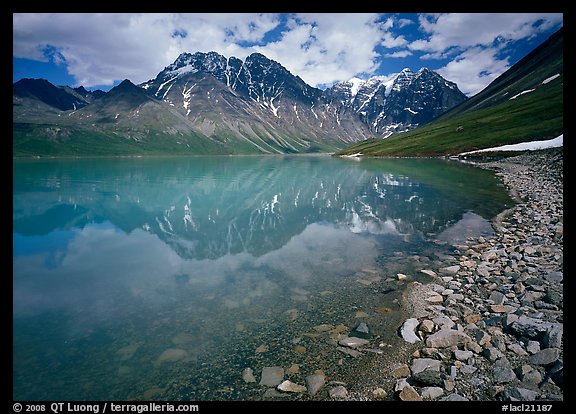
13;155;513;400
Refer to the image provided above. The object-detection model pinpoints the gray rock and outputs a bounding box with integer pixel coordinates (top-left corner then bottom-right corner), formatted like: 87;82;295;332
544;271;563;283
338;336;370;348
482;346;505;362
454;349;473;361
490;291;506;305
465;340;483;354
329;386;348;399
262;388;290;399
412;369;443;387
518;365;543;385
493;365;517;383
421;387;444;400
391;363;411;378
440;393;469;401
444;378;455;392
305;373;325;396
502;313;519;327
426;329;470;348
242;367;257;383
527;348;560;365
543;324;563;348
549;362;563;388
336;346;363;358
399;384;422;401
473;330;491;346
394;378;410;392
440;265;460;275
509;316;557;340
433;315;456;330
507;343;529;356
460;364;477;375
259;366;284;387
476;265;491;278
277;380;306;393
372;388;388;399
544;289;562;306
526;340;541;354
500;387;540;401
354;322;370;335
411;358;442;374
400;318;421;344
419;319;435;333
534;300;558;310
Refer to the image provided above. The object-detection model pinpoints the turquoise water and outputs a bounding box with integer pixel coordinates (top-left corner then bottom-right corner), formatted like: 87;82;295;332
13;155;512;400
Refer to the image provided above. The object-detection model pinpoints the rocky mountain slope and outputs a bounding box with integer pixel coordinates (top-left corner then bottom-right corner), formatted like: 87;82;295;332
14;51;467;156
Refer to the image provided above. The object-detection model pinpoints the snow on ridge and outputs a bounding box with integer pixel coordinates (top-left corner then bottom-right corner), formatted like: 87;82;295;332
542;74;560;85
459;135;563;156
509;89;535;100
348;77;364;98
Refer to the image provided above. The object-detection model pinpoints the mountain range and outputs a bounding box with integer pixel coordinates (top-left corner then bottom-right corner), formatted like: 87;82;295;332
13;51;466;156
336;27;563;157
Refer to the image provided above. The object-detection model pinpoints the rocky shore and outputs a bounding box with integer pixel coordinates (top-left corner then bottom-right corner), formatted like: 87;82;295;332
386;148;564;401
241;148;563;402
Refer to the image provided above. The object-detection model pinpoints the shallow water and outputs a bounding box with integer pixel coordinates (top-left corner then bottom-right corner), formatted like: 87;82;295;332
13;155;513;400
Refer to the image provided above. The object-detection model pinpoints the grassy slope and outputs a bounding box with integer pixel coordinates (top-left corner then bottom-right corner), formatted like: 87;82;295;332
336;79;562;157
336;28;563;157
13;123;234;157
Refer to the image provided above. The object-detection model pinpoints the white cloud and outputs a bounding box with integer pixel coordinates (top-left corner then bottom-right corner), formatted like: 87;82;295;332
13;13;386;88
384;50;412;58
254;13;384;86
410;13;563;95
436;46;511;96
411;13;562;52
13;12;563;93
381;32;409;49
13;13;283;87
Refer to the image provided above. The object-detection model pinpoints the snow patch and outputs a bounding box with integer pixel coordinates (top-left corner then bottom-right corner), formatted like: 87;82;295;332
542;74;560;85
348;77;364;98
459;135;563;156
509;89;535;100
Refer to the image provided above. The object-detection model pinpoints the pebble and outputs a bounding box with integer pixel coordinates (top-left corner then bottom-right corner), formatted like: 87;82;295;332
242;368;257;383
400;318;421;343
391;151;563;402
329;386;348;399
234;151;563;402
399;384;422;401
277;380;307;393
259;367;284;387
338;336;370;348
305;373;326;396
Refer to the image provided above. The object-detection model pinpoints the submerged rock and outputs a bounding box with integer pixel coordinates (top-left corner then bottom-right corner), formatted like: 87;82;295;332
242;368;256;383
277;380;306;393
154;348;188;367
339;336;370;348
305;373;326;396
259;367;284;387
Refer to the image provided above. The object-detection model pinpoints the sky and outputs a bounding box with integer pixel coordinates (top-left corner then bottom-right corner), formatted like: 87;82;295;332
13;13;563;96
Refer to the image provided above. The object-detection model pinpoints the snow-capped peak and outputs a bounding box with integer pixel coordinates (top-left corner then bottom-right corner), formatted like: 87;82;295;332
348;77;365;98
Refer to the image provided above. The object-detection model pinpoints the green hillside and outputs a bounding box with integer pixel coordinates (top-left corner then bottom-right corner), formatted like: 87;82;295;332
335;28;563;157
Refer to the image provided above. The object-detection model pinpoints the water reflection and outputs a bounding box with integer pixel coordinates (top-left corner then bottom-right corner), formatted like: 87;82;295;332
13;156;513;400
14;156;511;260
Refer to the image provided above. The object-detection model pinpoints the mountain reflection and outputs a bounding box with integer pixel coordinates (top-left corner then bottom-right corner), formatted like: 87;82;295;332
13;156;512;260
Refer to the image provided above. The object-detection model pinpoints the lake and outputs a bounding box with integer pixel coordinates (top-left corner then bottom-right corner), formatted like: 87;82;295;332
13;155;513;400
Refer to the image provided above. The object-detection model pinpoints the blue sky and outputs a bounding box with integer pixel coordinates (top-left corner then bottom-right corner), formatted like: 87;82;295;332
13;13;563;96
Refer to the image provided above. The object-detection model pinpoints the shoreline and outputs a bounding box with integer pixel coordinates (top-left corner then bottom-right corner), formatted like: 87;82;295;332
375;148;563;401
